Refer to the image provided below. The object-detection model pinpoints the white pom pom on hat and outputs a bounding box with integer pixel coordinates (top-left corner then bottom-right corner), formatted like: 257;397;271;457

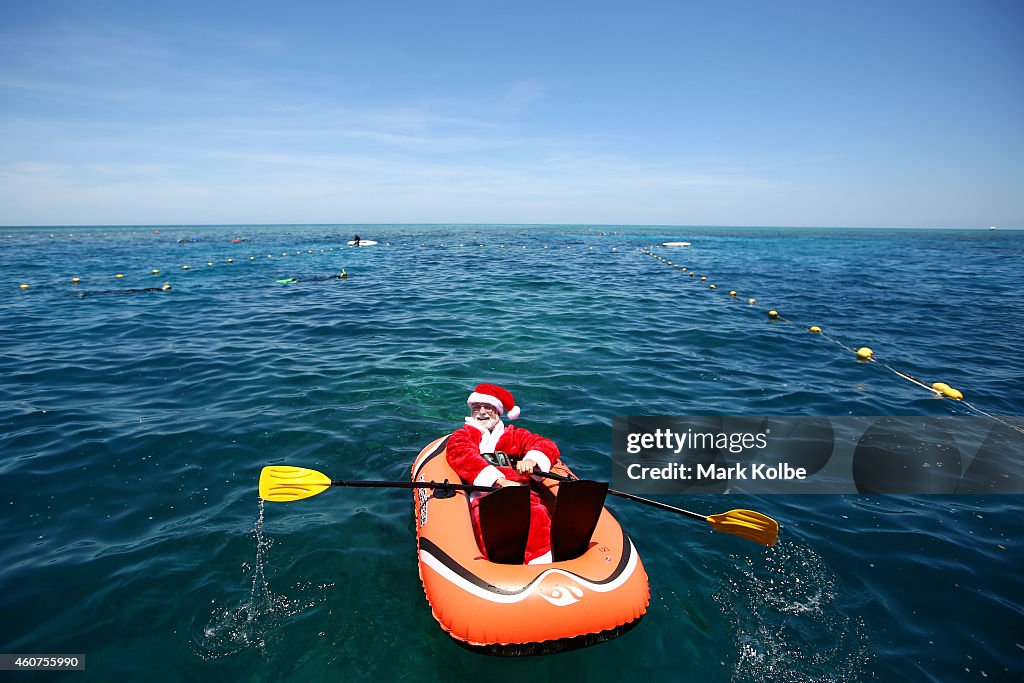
467;383;521;420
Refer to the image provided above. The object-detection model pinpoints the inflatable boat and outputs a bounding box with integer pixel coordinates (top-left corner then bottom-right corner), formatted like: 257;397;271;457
411;436;649;655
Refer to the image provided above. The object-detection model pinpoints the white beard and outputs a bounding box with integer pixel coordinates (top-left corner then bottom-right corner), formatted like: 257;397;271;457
466;413;497;430
465;416;504;454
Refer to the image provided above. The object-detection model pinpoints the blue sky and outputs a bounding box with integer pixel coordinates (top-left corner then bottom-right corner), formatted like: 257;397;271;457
1;0;1021;227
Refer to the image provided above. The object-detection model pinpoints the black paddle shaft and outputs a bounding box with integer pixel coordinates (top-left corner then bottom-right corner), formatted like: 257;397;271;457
332;479;497;493
535;471;708;522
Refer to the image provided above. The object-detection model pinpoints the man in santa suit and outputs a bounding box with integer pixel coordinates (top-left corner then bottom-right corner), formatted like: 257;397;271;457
446;383;559;564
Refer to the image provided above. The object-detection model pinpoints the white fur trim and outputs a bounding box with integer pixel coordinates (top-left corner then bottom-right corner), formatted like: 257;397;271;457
525;449;551;472
527;551;553;565
468;392;505;415
477;421;504;454
507;405;520;420
473;465;503;487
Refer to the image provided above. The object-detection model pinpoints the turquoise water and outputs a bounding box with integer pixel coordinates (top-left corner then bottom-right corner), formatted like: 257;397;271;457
1;224;1021;682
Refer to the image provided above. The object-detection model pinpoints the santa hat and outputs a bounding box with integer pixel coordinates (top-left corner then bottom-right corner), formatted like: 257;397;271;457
467;383;521;420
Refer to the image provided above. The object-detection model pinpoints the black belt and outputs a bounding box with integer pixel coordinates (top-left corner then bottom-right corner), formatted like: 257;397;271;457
482;451;515;468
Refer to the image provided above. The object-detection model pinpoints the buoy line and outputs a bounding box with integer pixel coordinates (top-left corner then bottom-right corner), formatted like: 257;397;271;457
12;239;625;294
639;247;1016;429
10;242;357;293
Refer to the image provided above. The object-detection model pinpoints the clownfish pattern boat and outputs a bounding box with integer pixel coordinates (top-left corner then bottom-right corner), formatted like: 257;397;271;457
411;436;650;655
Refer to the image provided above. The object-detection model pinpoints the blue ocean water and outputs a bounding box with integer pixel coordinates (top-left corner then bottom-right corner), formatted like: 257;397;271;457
1;224;1021;682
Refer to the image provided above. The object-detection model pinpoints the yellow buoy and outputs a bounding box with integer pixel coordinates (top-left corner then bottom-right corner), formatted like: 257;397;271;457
729;291;737;297
809;326;822;333
768;310;779;319
182;265;190;270
152;269;160;275
709;284;717;289
19;283;29;289
116;273;125;279
748;298;756;305
932;382;964;400
689;272;695;277
71;277;81;283
700;276;707;282
227;258;234;263
856;347;874;360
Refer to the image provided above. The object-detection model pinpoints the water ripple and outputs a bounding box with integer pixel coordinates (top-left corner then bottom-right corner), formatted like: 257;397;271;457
1;225;1022;681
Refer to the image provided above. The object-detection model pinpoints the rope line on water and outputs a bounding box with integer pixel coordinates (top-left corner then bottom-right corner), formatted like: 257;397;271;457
10;240;624;292
10;244;357;292
640;246;1017;427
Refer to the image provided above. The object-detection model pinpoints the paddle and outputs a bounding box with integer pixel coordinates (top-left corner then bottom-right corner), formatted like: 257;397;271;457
259;465;779;547
258;465;496;502
535;470;779;547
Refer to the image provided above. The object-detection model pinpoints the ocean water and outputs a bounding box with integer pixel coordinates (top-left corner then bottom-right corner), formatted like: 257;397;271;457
1;224;1021;682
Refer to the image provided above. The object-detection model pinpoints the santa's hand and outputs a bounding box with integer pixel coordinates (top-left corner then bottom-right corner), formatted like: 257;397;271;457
495;477;522;487
516;458;538;474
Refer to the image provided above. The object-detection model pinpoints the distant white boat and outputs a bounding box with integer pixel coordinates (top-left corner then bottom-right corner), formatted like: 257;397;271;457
989;226;997;230
662;241;692;247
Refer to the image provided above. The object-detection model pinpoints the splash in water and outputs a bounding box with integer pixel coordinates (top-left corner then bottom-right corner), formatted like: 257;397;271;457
196;499;329;659
714;541;871;683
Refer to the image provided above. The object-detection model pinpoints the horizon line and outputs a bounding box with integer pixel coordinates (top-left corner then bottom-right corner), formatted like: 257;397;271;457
1;222;1016;231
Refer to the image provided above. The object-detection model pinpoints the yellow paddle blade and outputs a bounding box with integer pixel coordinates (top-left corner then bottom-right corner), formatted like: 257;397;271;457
706;509;780;547
259;466;332;502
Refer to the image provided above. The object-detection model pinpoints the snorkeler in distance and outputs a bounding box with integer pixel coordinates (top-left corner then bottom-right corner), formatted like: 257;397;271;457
78;283;172;297
276;270;348;284
305;271;348;282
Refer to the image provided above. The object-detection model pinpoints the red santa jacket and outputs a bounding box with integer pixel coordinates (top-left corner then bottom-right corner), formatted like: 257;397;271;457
447;421;560;487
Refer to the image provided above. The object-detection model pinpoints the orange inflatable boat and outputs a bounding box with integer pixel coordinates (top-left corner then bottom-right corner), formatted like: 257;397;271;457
411;436;650;655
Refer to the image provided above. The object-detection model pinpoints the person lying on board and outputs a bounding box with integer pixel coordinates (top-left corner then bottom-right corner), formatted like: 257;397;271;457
446;383;560;564
276;270;347;284
77;283;172;297
307;269;347;281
